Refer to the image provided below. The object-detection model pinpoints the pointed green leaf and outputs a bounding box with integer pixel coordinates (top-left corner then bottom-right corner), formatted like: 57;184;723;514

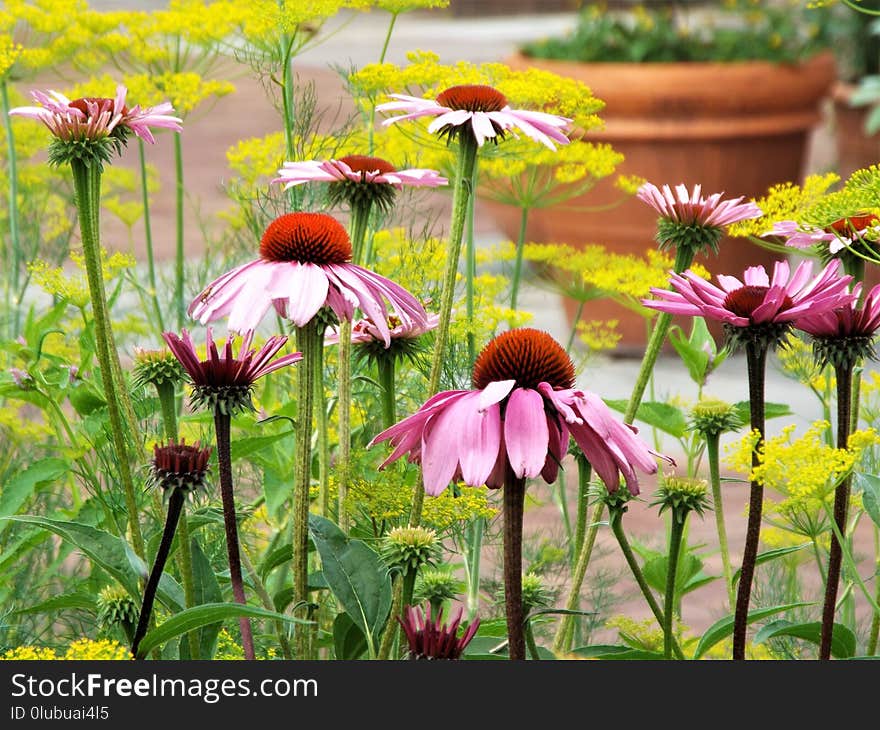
731;543;811;586
694;601;815;658
854;473;880;529
11;592;96;616
753;619;856;659
0;459;69;534
732;401;792;424
604;399;687;437
190;538;223;659
571;644;664;660
333;613;367;660
135;603;310;658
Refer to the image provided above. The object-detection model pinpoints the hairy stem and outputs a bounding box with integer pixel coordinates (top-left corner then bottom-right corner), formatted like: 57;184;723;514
503;474;526;661
214;410;255;661
706;431;735;609
465;517;485;622
137;139;164;332
664;514;687;660
377;356;396;429
1;80;22;336
173;134;185;330
175;509;199;660
510;205;530;312
732;340;768;660
377;574;404;660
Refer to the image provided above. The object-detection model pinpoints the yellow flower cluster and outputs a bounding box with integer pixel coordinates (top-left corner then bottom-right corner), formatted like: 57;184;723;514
775;333;830;393
372;0;449;12
29;250;137;309
0;34;22;78
214;628;277;660
238;0;365;45
575;319;621;353
1;639;131;660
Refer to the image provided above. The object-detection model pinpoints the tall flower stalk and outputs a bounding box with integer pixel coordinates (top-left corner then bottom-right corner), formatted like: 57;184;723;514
1;78;22;334
163;329;302;661
131;439;212;659
643;259;854;658
10;85;183;558
798;282;880;659
625;183;762;424
370;328;667;659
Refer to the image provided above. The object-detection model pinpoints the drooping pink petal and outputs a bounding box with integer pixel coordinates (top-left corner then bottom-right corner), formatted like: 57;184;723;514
504;387;550;479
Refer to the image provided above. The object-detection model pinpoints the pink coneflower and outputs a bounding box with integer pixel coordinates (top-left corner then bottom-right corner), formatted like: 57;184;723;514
377;84;572;149
10;86;182;145
326;312;439;348
162;328;302;415
798;282;880;344
638;182;762;253
766;215;880;257
188;212;428;340
370;328;667;496
149;438;213;494
642;259;853;346
398;604;479;660
274;155;446;192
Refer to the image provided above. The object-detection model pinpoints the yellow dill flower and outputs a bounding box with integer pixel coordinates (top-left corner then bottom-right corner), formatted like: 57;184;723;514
775;332;829;392
576;319;621;353
605;616;665;653
1;646;58;660
760;525;812;551
29;250;137;309
372;0;449;12
727;173;839;238
0;404;52;441
238;0;362;46
0;34;22;78
63;638;132;660
615;173;647;195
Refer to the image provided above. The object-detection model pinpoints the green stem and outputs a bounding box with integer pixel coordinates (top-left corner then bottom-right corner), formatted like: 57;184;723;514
1;80;21;336
214;409;255;660
664;513;687;659
610;508;685;660
377;573;404;660
510;205;530;312
377;356;396;429
337;318;352;532
868;525;879;655
623;245;695;424
565;300;585;353
427;133;479;397
524;620;541;661
137;139;164;333
465;517;484;621
465;156;478;367
732;340;768;660
552;501;602;656
173;134;185;330
293;320;320;659
820;360;855;660
572;453;591;571
314;340;330;517
132;488;185;658
351;200;372;266
176;509;200;660
822;501;880;614
241;545;292;660
503;473;527;661
70;159;145;559
154;381;178;443
706;431;735;609
368;12;399;154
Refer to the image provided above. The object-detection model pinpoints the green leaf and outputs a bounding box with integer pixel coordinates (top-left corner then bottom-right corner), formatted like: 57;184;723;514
0;459;69;534
11;592;96;616
732;401;792;424
570;644;664;660
273;587;295;613
230;430;294;463
190;538;223;660
308;514;391;652
1;515;182;611
260;544;293;582
669;326;710;385
753;619;856;659
731;543;811;586
604;399;687;437
135;603;309;658
854;473;880;529
693;601;815;658
333;612;368;660
642;553;712;598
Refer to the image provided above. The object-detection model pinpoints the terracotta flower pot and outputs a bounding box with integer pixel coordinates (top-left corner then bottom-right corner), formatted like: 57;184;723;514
832;81;880;181
493;51;838;354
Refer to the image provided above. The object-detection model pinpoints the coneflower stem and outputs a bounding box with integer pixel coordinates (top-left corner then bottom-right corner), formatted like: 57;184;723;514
154;382;178;443
623;245;695;424
132;488;185;659
428;133;479;397
664;514;687;660
173;133;185;330
733;339;769;660
552;459;599;655
70;159;145;560
176;510;199;660
314;341;330;517
465;156;478;367
137;139;164;333
240;546;293;660
510;205;530;312
377;357;396;429
868;525;880;656
213;409;256;661
293;320;320;659
377;574;404;660
706;431;735;609
503;473;527;661
1;80;22;336
820;360;855;660
524;619;541;661
465;517;484;622
337;318;352;531
610;507;685;660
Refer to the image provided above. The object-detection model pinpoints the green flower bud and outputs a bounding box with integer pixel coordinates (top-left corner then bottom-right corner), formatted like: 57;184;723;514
690;397;742;437
381;526;441;575
651;476;711;523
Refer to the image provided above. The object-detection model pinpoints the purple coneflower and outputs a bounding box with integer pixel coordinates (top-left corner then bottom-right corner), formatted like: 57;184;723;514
398;604;479;660
378;84;572;150
163;328;301;661
11;86;182;146
370;328;667;660
766;214;880;256
642;258;854;660
188;212;428;340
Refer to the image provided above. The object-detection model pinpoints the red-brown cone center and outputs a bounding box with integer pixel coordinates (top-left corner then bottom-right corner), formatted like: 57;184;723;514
826;213;879;235
339;155;396;175
259;212;352;264
723;285;793;320
436;84;508;113
153;439;211;476
68;97;125;117
472;328;575;391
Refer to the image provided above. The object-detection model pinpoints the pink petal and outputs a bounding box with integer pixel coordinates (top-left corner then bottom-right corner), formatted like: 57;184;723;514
504;387;550;480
